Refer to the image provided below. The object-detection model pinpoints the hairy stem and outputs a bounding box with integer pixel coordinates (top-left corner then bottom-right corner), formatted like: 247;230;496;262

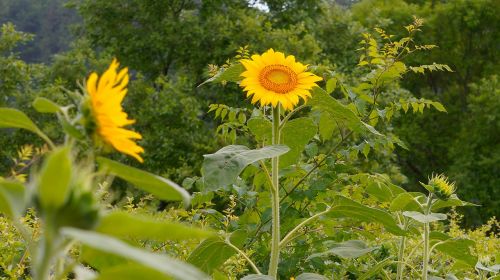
268;106;281;278
422;194;433;280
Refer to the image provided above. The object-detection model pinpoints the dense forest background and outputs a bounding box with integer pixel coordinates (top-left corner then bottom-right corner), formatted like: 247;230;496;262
0;0;498;226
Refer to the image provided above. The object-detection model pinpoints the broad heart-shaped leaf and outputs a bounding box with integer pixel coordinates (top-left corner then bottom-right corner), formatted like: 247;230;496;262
62;228;208;280
241;275;274;280
0;107;52;144
247;117;317;168
280;117;317;167
187;238;236;274
202;145;289;190
38;146;72;209
247;117;271;143
97;157;190;206
307;87;381;136
0;180;25;218
389;192;423;212
327;195;406;236
296;272;329;280
32;97;61;113
434;238;477;267
96;263;172;280
198;63;245;87
96;211;214;241
309;240;379;259
403;211;447;223
432;194;478;211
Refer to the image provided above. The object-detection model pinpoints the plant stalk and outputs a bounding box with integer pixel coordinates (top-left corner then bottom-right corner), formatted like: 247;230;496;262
268;106;281;278
396;217;408;280
422;194;433;280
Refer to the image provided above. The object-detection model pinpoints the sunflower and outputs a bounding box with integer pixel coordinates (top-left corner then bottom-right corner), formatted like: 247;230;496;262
240;49;322;111
85;59;144;163
428;174;456;200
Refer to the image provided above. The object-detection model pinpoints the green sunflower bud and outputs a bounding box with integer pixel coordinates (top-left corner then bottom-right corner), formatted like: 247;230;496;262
428;174;456;200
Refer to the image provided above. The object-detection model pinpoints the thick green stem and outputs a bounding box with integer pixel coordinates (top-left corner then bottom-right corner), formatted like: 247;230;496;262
268;106;281;278
34;236;53;280
397;235;406;280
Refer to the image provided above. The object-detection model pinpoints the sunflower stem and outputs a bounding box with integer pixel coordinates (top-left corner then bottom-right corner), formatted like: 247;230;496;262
268;106;281;279
422;194;433;280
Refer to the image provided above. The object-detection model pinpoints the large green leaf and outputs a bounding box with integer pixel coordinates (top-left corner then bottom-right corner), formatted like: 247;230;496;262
96;264;172;280
327;196;406;236
97;211;214;241
309;240;379;259
403;211;447;223
0;180;25;218
62;228;208;280
308;87;381;136
389;192;423;212
280;117;317;168
247;117;272;143
187;238;236;274
97;157;190;206
202;145;289;190
0;107;52;145
434;238;477;267
38;147;72;209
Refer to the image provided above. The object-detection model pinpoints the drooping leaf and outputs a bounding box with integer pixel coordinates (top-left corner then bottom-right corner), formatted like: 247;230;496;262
309;240;379;259
434;238;477;267
38;146;72;209
308;87;382;137
96;264;172;280
202;145;289;190
327;195;406;236
389;192;423;212
0;107;53;145
280;117;317;167
33;97;61;113
296;272;329;280
403;211;447;223
97;157;190;206
432;195;478;211
364;180;405;203
62;228;208;280
96;211;214;241
0;180;25;218
187;238;236;274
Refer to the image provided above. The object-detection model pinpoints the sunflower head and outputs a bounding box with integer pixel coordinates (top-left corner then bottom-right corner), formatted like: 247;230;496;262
84;59;144;163
428;174;456;200
239;49;322;111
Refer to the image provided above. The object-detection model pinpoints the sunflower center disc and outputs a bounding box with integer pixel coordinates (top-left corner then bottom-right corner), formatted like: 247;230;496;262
259;64;298;93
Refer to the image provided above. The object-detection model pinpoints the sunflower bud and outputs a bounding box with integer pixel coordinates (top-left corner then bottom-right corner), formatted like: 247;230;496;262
428;174;456;200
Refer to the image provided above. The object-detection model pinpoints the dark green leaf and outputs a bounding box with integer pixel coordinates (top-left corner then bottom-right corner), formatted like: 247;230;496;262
296;272;329;280
0;107;52;145
327;196;406;236
187;238;236;274
389;192;423;212
96;264;172;280
434;238;477;267
280;117;316;167
247;117;272;143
